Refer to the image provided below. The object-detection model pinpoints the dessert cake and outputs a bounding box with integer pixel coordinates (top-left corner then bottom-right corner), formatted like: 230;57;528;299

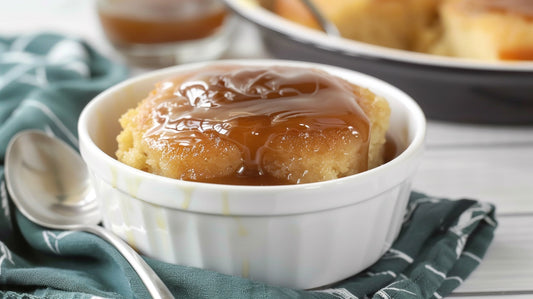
437;0;533;60
271;0;440;51
116;65;390;185
266;0;533;61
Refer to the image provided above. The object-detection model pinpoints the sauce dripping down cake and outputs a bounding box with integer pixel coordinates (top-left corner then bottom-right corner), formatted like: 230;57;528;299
116;65;390;185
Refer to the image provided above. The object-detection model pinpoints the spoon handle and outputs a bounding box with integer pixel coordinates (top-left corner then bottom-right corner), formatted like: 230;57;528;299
83;225;174;299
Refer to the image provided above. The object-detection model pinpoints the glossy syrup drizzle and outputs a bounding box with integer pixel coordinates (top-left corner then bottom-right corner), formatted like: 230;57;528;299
144;65;370;183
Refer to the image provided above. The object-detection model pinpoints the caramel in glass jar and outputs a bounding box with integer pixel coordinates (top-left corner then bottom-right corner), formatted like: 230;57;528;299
97;0;228;44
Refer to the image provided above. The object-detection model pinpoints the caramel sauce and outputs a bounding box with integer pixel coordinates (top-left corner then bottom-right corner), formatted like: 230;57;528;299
207;135;399;186
499;48;533;60
383;135;399;165
97;3;227;44
144;66;372;185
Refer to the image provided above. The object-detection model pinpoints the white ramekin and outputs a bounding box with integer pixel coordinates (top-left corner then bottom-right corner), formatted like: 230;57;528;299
78;59;426;289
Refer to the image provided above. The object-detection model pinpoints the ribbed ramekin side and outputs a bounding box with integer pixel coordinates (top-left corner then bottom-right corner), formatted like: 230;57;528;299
93;174;410;289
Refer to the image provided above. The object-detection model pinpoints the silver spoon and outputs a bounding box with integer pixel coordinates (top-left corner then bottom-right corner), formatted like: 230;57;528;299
299;0;341;37
4;130;174;299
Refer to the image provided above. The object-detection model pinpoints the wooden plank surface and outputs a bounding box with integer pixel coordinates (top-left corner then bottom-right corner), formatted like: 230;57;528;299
414;121;533;215
452;215;533;296
414;121;533;296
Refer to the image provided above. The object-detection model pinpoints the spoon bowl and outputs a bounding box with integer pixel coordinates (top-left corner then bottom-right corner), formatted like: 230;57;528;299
5;130;173;299
5;130;99;229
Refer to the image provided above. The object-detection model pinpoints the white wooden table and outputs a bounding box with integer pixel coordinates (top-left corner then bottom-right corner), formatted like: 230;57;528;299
2;1;533;297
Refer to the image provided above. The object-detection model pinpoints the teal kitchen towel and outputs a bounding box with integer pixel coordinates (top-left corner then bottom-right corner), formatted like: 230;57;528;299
0;32;128;152
0;33;497;299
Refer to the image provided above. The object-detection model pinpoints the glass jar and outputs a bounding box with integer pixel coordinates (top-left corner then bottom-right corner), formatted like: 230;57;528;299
96;0;235;67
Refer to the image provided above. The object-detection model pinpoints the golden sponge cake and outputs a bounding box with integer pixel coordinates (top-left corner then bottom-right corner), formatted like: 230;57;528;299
438;0;533;60
271;0;440;51
116;65;390;185
266;0;533;61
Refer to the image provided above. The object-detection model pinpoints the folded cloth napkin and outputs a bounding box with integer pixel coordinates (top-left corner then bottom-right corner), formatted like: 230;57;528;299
0;32;128;152
0;33;498;299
